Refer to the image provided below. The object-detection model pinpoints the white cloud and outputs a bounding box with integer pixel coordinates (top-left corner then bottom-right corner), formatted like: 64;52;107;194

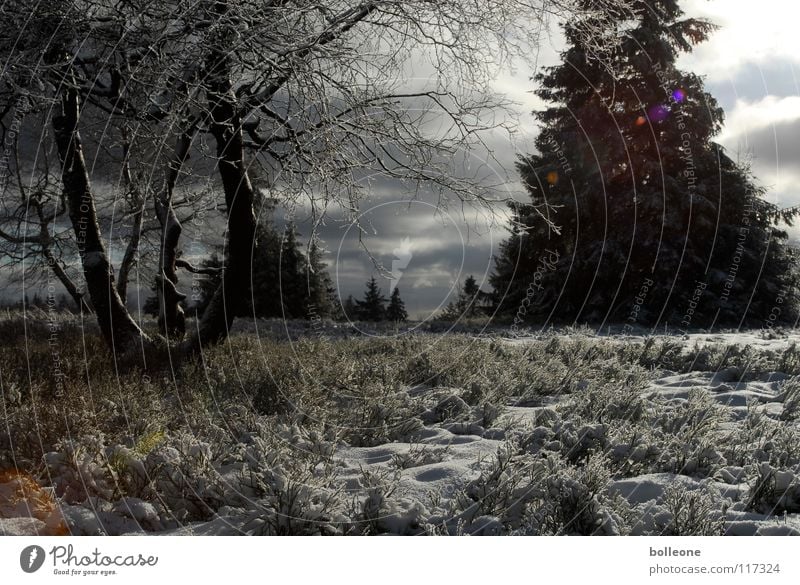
713;97;800;209
718;96;800;143
679;0;800;80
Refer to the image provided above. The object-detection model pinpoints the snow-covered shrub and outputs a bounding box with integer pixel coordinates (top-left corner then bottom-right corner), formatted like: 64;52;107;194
453;443;525;524
551;421;609;463
448;445;627;535
521;454;629;535
722;400;800;470
623;337;685;370
657;388;728;475
245;468;344;535
431;394;471;422
778;376;800;421
391;443;450;470
141;435;226;522
656;482;725;536
745;463;800;515
778;342;800;375
46;435;117;503
606;423;664;477
336;385;421;446
560;368;650;425
348;468;428;535
225;419;346;535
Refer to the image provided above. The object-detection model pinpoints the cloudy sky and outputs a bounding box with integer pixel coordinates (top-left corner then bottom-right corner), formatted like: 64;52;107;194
321;0;800;319
4;1;797;320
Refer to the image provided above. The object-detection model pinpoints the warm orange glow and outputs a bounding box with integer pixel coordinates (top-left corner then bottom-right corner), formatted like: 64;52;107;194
546;171;559;185
635;116;647;126
0;470;68;535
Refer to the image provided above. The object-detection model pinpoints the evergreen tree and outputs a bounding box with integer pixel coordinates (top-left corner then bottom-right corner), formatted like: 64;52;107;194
143;288;160;317
442;275;486;320
276;223;309;318
191;215;338;320
249;203;282;318
355;277;387;321
306;238;337;318
490;1;799;327
341;295;357;321
386;287;408;322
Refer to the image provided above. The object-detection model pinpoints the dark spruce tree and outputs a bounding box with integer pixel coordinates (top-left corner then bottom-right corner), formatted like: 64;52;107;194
248;203;282;318
386;287;408;322
276;223;310;318
306;238;337;319
442;275;486;320
490;0;799;328
355;277;387;321
188;213;338;320
341;295;358;322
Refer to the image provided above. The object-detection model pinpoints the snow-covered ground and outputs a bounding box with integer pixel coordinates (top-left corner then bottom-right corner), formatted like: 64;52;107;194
3;328;800;536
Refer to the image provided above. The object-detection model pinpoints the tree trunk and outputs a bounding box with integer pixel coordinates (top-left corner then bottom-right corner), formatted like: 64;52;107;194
52;81;149;356
116;198;143;305
184;45;257;352
153;130;196;339
116;140;145;305
41;244;93;315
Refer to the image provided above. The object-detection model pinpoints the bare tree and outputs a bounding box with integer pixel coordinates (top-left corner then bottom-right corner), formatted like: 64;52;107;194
0;105;92;312
1;0;632;364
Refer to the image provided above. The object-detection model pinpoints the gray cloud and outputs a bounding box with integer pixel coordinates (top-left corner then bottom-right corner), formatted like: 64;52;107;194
726;119;800;173
705;60;800;112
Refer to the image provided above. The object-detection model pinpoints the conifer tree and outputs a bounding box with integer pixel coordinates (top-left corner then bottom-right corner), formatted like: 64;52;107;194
442;275;485;320
386;287;408;322
306;239;337;319
342;295;357;322
355;277;387;321
187;213;338;320
277;223;309;318
491;0;799;327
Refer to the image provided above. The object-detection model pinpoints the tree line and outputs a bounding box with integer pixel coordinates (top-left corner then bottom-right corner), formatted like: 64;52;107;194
6;0;792;368
3;0;613;365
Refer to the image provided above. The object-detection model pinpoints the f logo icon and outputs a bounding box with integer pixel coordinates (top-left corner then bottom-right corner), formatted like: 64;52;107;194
20;545;46;573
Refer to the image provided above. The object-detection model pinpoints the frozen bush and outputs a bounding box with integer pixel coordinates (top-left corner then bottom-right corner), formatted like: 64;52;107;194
656;482;725;536
746;463;800;515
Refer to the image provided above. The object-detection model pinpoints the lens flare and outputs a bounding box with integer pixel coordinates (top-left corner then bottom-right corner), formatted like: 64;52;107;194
546;171;559;185
672;88;686;102
648;104;670;123
635;116;647;126
0;470;68;535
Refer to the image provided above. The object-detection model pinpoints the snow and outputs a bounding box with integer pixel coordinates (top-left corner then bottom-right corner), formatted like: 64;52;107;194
4;328;800;535
609;473;697;505
335;426;502;502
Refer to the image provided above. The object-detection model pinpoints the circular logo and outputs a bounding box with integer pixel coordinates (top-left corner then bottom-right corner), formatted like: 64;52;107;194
20;545;46;573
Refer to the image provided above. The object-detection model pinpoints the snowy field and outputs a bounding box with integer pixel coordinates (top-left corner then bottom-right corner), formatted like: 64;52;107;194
2;320;800;536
